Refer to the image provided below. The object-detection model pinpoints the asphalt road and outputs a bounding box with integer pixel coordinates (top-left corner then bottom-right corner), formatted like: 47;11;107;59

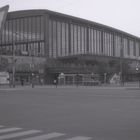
0;86;140;140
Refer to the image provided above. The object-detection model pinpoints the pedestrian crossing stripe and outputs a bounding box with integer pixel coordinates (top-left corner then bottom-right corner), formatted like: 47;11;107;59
0;127;22;133
66;136;91;140
0;130;41;140
21;132;65;140
0;125;92;140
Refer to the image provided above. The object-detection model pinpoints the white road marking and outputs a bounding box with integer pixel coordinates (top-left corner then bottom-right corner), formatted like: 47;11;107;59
21;132;65;140
0;130;41;140
0;127;22;133
0;125;92;140
66;136;91;140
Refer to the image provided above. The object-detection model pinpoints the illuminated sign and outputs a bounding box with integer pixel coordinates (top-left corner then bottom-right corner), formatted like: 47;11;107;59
0;5;9;36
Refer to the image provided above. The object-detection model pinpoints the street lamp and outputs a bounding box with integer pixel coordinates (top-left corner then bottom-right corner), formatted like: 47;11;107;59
30;63;35;88
29;47;35;88
120;39;124;86
104;73;107;84
31;72;35;88
12;41;17;88
136;63;140;88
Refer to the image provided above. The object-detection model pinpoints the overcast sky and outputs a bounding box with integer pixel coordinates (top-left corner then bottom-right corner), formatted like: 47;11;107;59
1;0;140;37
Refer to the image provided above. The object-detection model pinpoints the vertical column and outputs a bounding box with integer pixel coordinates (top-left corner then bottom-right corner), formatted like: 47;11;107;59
86;26;89;54
68;20;71;55
112;32;115;57
56;20;58;57
134;39;136;57
139;42;140;58
121;35;123;58
76;24;78;54
101;30;103;55
65;21;67;56
120;34;124;85
44;13;49;58
60;22;62;56
80;25;82;54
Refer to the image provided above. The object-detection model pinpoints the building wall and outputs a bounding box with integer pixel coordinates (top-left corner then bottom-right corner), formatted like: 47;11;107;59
0;12;47;84
0;10;140;63
0;14;45;57
47;15;140;60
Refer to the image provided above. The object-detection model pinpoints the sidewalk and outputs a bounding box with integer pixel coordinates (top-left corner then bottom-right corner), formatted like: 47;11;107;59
0;83;140;90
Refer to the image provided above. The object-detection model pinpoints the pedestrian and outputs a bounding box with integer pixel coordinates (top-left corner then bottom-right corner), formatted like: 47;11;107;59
40;79;44;86
53;79;57;88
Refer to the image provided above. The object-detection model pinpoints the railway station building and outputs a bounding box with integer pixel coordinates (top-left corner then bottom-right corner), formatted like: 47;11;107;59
0;6;140;85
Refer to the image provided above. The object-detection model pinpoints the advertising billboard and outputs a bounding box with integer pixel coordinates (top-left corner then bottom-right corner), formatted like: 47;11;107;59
0;5;9;36
0;71;9;84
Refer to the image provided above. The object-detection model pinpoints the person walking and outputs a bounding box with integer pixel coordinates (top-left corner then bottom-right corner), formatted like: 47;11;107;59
53;79;57;88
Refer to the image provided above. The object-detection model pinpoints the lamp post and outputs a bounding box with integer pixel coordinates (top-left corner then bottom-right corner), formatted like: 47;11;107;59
104;73;107;84
120;39;124;86
12;42;15;87
136;63;140;88
31;72;34;88
30;49;35;88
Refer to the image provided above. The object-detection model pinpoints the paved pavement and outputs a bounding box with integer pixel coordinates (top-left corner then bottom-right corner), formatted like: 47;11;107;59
0;82;140;90
0;86;140;140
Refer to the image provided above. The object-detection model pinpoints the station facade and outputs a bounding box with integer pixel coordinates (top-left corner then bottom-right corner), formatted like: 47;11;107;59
0;8;140;85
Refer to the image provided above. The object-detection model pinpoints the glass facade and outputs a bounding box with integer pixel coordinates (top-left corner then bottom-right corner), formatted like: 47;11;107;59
88;28;102;55
0;15;45;57
70;24;87;55
49;19;69;58
136;41;140;57
103;32;114;56
0;11;140;60
48;17;140;60
1;10;140;85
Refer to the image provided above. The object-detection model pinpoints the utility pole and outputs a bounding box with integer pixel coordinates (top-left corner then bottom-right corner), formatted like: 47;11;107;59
30;49;35;88
12;41;16;88
120;38;123;86
136;63;140;88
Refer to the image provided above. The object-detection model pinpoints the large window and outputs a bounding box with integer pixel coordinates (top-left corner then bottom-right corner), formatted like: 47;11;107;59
136;42;140;57
0;15;45;57
128;39;134;58
70;24;87;55
0;42;45;56
103;32;114;56
123;38;128;58
114;35;121;57
89;28;95;54
49;19;69;58
1;16;44;44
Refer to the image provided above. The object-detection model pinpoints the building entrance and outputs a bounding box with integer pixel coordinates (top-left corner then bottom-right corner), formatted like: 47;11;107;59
57;73;101;86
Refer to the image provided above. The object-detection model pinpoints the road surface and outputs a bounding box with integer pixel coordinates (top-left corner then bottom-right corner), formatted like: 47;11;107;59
0;86;140;140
